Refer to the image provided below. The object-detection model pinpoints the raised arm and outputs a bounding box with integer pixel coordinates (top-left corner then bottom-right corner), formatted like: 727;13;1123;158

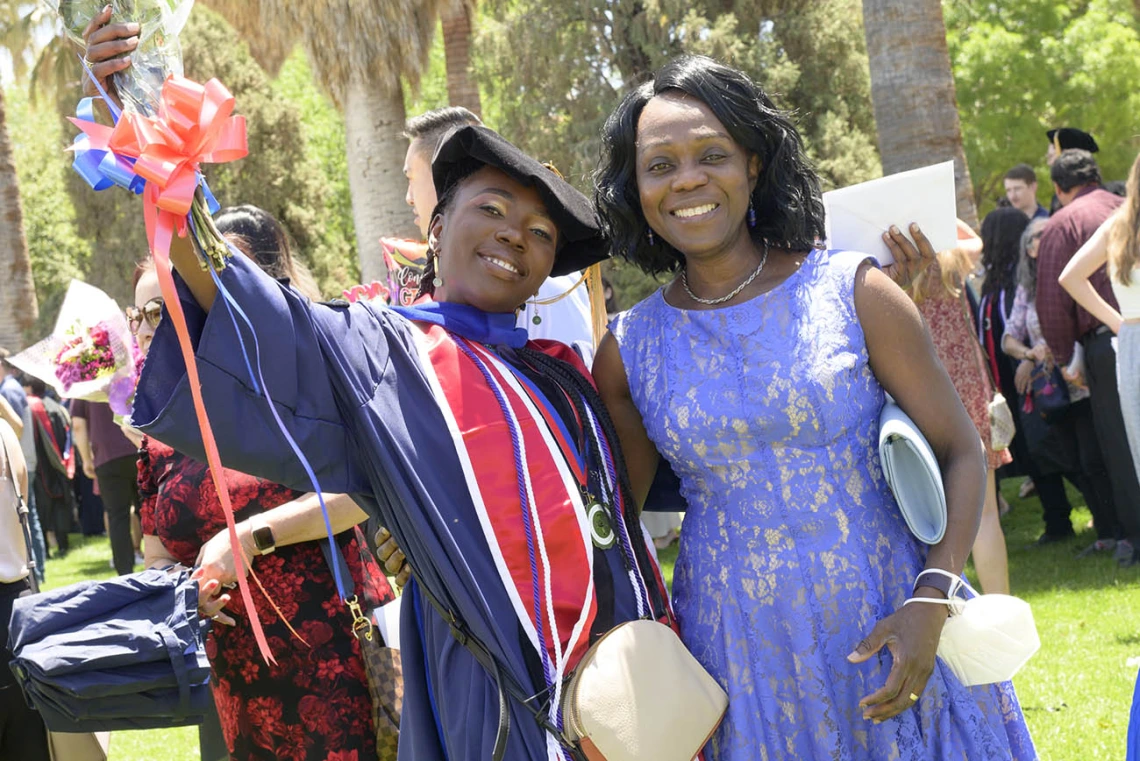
848;262;985;722
593;332;660;511
1059;216;1123;334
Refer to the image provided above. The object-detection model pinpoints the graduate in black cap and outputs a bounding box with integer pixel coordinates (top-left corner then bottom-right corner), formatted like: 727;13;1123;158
1046;128;1100;212
132;125;674;761
1046;127;1099;166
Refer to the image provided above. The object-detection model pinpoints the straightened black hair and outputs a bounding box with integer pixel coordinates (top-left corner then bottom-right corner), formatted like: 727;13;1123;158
416;181;463;298
1050;149;1101;193
595;54;825;276
980;206;1030;299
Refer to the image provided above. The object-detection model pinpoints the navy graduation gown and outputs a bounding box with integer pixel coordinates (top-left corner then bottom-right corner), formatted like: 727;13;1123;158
133;254;654;761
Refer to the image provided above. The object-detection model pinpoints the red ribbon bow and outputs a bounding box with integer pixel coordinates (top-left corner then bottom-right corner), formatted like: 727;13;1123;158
70;75;247;254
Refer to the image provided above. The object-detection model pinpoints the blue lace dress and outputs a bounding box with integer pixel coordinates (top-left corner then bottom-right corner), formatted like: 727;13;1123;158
611;250;1036;761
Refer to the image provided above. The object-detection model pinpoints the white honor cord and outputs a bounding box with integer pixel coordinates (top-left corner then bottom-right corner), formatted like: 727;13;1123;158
581;403;651;618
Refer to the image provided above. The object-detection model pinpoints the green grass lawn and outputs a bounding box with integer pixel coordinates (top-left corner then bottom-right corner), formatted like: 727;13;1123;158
42;476;1138;759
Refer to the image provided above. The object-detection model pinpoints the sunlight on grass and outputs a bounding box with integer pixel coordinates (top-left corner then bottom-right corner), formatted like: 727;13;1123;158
42;475;1139;760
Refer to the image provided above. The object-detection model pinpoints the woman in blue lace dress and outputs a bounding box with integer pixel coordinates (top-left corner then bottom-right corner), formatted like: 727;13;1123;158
593;56;1036;760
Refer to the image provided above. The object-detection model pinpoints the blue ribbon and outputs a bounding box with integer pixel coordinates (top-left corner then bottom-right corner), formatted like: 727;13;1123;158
71;56;221;212
71;95;147;195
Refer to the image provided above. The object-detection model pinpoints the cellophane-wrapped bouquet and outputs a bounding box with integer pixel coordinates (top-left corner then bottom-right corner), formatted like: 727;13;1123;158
9;280;141;416
44;0;194;116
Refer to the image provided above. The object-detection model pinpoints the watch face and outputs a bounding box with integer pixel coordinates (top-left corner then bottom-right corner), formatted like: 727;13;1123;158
253;525;274;551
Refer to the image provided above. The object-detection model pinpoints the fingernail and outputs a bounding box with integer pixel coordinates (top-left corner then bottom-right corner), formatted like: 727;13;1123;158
873;719;882;725
890;225;900;234
127;22;140;33
910;223;919;231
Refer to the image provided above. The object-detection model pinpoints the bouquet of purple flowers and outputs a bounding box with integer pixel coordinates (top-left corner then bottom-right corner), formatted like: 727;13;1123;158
9;280;141;416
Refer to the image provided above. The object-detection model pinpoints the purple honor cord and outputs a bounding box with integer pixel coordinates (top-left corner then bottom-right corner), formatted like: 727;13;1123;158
194;227;347;601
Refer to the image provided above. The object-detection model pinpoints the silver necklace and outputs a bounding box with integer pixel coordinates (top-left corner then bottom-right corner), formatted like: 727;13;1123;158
680;244;769;305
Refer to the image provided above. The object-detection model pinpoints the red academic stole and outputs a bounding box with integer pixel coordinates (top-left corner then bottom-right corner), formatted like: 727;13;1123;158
413;323;600;681
28;397;71;476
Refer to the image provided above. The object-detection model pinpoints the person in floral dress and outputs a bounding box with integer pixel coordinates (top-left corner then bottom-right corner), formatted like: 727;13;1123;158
909;227;1013;595
131;211;394;761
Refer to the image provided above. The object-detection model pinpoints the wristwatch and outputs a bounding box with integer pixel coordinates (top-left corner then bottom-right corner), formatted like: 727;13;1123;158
249;515;276;555
912;568;954;598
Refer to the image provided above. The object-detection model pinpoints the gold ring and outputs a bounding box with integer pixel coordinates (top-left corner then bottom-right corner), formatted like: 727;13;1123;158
908;692;919;702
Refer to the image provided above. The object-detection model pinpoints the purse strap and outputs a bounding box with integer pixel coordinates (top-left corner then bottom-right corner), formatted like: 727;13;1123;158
317;529;377;645
0;430;39;594
960;292;1002;394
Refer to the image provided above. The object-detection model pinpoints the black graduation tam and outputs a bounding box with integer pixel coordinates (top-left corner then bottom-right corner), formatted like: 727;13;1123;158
1046;127;1099;153
431;125;607;277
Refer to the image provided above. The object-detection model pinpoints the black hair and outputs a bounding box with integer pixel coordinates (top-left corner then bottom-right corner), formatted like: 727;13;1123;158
980;206;1030;299
1017;217;1048;296
416;181;464;299
404;107;483;160
1105;179;1128;198
515;346;666;620
595;54;825;276
1005;164;1037;185
23;374;46;398
214;205;321;300
1050;149;1102;193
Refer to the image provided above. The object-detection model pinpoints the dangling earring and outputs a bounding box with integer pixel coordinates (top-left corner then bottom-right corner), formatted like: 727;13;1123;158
647;228;656;246
530;302;542;326
748;200;757;228
429;243;443;288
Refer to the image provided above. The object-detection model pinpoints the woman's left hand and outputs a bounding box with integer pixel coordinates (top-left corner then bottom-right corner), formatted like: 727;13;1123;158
881;224;936;290
197;578;235;627
847;601;947;722
193;523;255;591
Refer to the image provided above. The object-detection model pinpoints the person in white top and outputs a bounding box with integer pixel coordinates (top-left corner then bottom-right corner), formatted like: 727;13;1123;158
0;417;50;759
1059;150;1140;484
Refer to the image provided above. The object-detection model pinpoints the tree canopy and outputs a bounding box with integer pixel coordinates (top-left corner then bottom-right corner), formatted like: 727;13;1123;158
947;0;1140;214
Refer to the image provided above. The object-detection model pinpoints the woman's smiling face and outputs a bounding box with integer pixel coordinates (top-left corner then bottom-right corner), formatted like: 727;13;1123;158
635;91;759;260
431;166;559;313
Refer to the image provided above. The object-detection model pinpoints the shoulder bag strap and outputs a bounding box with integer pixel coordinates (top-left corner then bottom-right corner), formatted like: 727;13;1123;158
0;432;39;594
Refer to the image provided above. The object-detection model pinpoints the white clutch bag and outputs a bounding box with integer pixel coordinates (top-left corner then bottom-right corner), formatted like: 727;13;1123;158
879;398;947;545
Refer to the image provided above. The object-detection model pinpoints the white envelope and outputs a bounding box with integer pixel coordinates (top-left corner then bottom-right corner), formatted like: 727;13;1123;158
823;161;958;265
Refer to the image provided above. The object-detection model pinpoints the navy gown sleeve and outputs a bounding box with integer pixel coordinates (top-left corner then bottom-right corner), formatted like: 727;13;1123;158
132;253;385;494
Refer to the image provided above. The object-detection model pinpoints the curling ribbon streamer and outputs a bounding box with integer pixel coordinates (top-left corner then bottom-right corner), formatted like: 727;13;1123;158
67;74;283;662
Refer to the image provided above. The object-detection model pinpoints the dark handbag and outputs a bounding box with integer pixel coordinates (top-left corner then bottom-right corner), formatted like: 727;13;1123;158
320;528;402;761
1028;365;1070;422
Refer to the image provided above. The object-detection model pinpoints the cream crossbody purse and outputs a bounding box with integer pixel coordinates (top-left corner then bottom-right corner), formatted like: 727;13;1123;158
561;619;727;761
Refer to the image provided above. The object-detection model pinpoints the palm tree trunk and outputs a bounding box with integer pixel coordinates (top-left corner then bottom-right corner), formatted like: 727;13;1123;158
343;75;420;283
441;2;481;117
0;84;38;349
862;0;978;228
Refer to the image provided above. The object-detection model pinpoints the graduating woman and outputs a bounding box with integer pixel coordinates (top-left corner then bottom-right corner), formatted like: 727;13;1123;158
132;125;671;761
